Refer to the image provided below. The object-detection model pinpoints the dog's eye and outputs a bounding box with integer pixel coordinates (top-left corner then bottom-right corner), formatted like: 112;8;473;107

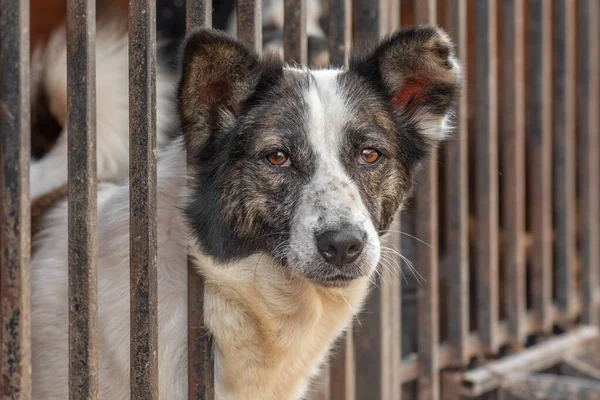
359;148;381;165
266;151;291;167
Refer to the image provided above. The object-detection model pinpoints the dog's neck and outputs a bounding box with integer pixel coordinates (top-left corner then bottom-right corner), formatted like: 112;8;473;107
189;246;371;400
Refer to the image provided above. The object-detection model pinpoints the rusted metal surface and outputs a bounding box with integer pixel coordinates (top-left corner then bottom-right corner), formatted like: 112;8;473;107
475;0;499;353
0;0;32;397
527;0;553;333
414;1;440;399
66;0;98;398
577;0;599;326
501;0;527;345
236;0;261;52
552;0;577;319
327;0;350;68
284;0;306;64
186;2;215;399
129;0;158;398
443;0;470;367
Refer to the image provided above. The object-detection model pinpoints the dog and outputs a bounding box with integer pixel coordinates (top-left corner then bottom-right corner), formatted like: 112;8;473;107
30;21;460;400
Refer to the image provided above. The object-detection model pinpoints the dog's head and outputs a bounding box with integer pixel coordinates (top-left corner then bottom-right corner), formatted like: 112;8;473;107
179;28;460;287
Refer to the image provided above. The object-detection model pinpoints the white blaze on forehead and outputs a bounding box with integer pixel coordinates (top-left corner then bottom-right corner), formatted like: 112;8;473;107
304;69;349;173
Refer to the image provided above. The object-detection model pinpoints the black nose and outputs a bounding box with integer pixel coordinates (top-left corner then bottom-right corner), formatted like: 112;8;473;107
316;228;365;266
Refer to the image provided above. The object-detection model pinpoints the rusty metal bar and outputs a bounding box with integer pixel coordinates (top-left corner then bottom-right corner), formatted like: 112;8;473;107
284;0;307;64
352;0;382;50
327;0;351;67
349;1;401;398
527;0;553;333
0;0;32;397
501;0;527;345
129;0;158;398
186;0;212;31
388;0;400;32
381;215;402;400
475;0;499;352
552;0;577;319
577;0;599;326
443;0;470;366
236;0;262;52
413;1;440;399
186;2;214;400
66;0;98;398
330;331;356;400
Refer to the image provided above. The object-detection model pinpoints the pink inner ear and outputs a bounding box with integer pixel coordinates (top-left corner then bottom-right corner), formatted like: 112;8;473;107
391;75;430;109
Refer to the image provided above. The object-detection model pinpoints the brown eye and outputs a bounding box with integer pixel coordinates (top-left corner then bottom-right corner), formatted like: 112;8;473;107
359;148;381;165
266;151;291;167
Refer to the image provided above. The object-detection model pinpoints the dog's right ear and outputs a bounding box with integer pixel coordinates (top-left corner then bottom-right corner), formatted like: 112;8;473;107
178;29;262;153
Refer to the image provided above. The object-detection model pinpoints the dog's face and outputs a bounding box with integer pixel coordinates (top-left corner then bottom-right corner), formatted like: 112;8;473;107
179;28;460;287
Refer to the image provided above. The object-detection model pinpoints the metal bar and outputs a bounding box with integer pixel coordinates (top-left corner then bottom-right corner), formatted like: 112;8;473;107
388;0;400;32
475;0;499;352
352;0;382;50
129;0;158;398
327;0;351;68
413;2;440;399
186;2;214;400
236;0;262;52
527;0;553;333
444;0;470;367
349;1;397;398
330;331;356;400
414;148;440;400
310;364;330;400
552;0;577;318
186;0;212;31
0;0;32;397
501;0;527;345
353;277;384;399
66;0;98;398
381;215;402;400
284;0;307;64
578;0;600;326
461;326;599;397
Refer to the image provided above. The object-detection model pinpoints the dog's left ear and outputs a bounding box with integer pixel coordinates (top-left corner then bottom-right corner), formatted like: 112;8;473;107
350;26;461;142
